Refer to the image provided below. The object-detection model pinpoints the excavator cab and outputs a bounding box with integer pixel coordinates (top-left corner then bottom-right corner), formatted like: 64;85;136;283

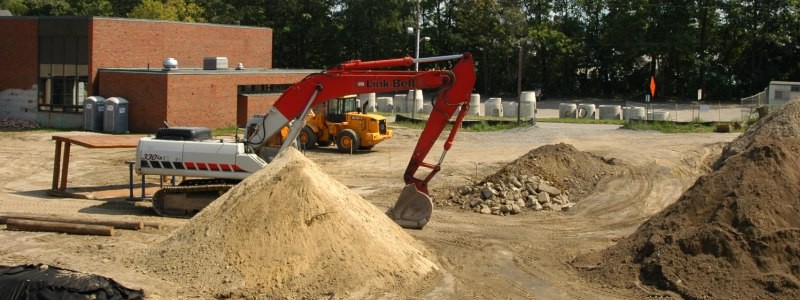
323;95;359;123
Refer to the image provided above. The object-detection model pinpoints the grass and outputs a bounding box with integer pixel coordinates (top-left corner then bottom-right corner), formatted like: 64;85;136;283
623;121;721;133
212;125;243;136
392;119;532;132
536;118;626;125
393;114;747;134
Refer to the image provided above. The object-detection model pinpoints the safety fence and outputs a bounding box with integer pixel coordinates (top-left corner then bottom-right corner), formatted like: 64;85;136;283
622;101;743;123
740;89;768;122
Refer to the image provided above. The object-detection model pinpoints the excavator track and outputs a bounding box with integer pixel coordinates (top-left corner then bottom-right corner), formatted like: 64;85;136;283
151;179;237;218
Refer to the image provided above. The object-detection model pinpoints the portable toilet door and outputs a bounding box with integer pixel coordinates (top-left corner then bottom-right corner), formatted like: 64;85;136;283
83;96;105;132
103;97;129;133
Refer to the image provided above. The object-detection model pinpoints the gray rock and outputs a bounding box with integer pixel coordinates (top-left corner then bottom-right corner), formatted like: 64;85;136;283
515;198;526;209
500;205;511;214
541;202;552;210
510;203;522;214
538;182;562;196
480;188;494;200
479;205;492;214
491;206;502;215
525;195;538;207
470;198;484;208
561;203;575;211
459;186;472;196
519;175;529;183
537;191;550;204
510;176;523;188
532;201;543;211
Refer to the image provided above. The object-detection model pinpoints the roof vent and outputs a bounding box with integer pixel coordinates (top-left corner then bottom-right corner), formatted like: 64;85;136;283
203;57;229;70
163;58;178;71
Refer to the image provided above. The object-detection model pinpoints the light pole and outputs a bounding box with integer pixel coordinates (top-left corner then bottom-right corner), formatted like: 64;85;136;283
410;0;429;120
414;0;422;71
517;40;524;124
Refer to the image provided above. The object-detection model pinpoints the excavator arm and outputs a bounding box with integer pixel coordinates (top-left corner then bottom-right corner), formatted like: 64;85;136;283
248;53;476;229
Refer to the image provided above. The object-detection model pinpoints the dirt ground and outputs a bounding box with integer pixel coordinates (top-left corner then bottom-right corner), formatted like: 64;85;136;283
0;119;740;299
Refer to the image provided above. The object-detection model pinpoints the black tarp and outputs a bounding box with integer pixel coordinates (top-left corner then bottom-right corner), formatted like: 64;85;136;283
0;264;143;300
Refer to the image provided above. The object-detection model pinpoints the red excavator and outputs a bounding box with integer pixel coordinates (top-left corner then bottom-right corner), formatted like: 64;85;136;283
135;53;476;229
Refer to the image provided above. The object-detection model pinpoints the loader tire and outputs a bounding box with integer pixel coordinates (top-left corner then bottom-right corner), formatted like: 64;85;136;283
298;126;317;150
335;129;360;153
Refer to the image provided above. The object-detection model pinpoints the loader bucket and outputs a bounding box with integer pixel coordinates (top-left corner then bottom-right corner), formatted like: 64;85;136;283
389;184;433;229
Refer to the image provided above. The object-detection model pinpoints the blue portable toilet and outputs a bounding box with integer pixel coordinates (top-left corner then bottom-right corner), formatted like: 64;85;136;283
103;97;129;133
83;96;105;132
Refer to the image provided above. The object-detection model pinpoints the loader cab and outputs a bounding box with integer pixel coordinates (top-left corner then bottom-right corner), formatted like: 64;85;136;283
325;95;360;123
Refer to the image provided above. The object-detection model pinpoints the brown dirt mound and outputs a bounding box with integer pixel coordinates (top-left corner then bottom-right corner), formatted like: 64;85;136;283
484;143;620;196
136;148;437;298
438;143;621;214
574;100;800;299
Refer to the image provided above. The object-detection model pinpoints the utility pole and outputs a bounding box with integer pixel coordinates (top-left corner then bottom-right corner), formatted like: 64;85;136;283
517;40;524;124
412;0;421;120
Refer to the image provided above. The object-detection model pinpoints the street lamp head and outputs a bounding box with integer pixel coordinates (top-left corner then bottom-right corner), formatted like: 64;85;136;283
407;27;414;35
422;36;431;42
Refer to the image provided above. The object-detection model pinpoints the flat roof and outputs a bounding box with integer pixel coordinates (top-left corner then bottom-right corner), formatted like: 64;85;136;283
0;16;272;31
769;81;800;85
98;68;321;75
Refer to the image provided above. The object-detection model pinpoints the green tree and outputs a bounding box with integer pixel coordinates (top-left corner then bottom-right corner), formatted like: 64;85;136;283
128;0;204;22
24;0;72;16
68;0;114;16
0;0;29;15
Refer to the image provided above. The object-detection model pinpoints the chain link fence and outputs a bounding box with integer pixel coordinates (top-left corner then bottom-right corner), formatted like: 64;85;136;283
740;88;768;122
623;101;742;123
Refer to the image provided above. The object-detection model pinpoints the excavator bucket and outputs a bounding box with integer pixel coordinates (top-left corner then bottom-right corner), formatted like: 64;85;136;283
389;184;433;229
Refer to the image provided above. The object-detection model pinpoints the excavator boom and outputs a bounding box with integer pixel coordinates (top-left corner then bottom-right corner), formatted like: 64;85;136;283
138;53;475;226
246;53;476;229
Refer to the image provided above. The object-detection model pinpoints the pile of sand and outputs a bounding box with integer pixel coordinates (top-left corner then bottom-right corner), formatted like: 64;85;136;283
137;148;437;298
575;100;800;299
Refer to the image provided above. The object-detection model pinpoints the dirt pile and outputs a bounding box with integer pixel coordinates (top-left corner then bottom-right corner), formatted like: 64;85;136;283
441;143;621;215
137;148;437;298
575;100;800;299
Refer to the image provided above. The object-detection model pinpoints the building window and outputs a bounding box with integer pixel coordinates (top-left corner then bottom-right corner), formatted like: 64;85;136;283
37;18;89;113
792;85;800;92
775;91;788;100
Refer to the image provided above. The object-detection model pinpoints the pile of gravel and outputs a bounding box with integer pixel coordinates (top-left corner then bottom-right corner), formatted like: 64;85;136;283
441;143;620;216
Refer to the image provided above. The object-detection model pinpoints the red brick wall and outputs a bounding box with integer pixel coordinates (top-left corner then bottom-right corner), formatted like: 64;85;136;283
98;71;169;132
90;18;273;94
238;94;279;126
0;18;38;90
165;73;306;131
99;70;308;133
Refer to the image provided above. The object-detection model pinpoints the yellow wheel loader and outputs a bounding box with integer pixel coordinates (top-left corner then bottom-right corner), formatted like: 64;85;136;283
298;95;392;152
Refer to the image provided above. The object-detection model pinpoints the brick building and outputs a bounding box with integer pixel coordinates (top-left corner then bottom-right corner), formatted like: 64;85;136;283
0;16;314;132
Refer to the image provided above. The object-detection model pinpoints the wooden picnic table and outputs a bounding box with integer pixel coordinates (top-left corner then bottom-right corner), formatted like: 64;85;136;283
49;134;143;198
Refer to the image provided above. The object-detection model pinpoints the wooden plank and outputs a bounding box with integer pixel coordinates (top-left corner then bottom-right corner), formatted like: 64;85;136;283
0;213;143;230
6;219;115;236
59;142;70;191
143;221;163;229
52;140;62;191
52;134;143;149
